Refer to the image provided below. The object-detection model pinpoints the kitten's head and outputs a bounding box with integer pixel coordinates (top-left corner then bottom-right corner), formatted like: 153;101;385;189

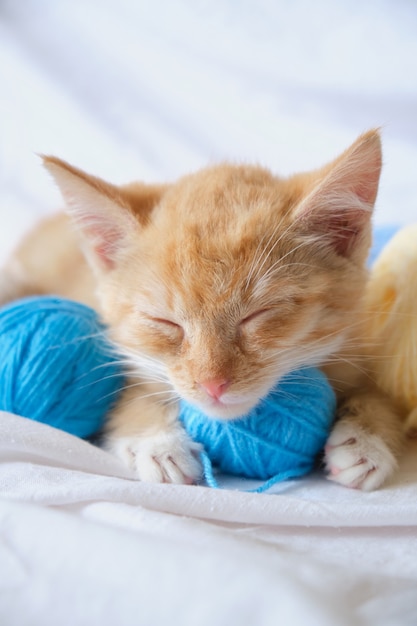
43;130;381;419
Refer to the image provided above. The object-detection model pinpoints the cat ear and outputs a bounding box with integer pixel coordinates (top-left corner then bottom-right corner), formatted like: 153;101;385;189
42;156;141;272
294;130;382;259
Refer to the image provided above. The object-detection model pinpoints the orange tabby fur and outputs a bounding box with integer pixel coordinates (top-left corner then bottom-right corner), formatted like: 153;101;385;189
0;130;404;488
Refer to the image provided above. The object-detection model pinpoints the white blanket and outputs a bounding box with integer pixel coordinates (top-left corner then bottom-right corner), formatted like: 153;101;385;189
1;1;417;624
1;413;417;625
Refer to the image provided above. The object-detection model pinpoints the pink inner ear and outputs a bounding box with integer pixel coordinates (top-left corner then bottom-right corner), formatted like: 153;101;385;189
325;211;366;258
298;133;381;259
93;241;117;269
83;220;125;269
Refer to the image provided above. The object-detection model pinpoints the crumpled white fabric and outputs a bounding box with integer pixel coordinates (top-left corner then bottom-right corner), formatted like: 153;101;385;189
1;412;417;626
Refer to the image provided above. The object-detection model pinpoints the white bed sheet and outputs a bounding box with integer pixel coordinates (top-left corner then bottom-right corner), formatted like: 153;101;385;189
1;1;417;625
2;413;417;626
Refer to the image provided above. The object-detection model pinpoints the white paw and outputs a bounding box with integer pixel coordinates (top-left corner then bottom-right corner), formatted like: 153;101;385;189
107;428;203;484
325;421;398;491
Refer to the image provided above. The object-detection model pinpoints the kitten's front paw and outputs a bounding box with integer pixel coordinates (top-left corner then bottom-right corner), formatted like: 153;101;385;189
325;421;397;491
108;428;203;484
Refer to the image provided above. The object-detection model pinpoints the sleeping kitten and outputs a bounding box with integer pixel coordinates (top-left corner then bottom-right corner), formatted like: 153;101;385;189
0;130;404;489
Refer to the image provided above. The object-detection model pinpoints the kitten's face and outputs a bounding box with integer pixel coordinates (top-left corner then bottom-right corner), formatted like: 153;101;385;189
98;166;372;419
43;131;381;418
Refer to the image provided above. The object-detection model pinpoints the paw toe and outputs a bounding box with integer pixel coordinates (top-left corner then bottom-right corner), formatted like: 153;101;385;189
325;423;397;491
106;429;203;485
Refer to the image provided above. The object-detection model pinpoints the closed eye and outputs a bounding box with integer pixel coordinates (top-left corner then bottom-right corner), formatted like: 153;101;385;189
150;317;182;330
240;309;271;325
148;317;184;344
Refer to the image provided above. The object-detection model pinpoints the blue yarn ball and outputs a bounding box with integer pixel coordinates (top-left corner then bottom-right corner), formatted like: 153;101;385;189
0;296;124;439
180;368;336;490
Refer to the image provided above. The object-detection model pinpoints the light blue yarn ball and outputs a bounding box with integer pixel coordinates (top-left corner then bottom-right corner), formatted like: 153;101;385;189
0;296;124;439
180;368;336;489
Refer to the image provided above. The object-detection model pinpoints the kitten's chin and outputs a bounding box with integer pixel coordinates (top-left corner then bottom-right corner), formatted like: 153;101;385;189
186;397;259;421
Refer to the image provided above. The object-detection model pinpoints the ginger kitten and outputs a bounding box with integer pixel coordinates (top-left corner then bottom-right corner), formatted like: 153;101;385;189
0;130;404;489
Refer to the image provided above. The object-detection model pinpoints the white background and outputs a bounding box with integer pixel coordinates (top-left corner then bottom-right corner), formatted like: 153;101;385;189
0;0;416;261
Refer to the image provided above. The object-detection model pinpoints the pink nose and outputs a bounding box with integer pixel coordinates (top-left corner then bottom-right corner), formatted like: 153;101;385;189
199;378;230;400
